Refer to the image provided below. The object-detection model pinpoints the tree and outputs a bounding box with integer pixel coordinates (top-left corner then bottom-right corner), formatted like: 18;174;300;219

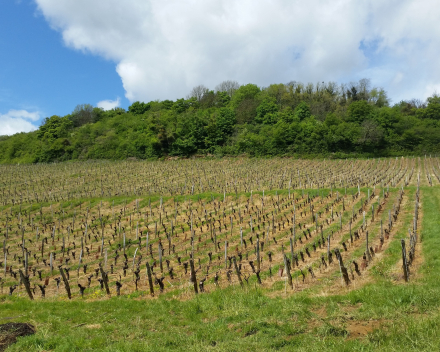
105;107;126;118
265;84;289;107
93;107;105;122
37;115;73;141
71;104;95;127
357;78;371;101
278;107;295;123
347;100;373;123
369;88;389;107
128;101;151;115
347;79;370;102
198;90;215;108
235;99;259;124
231;84;261;108
215;80;240;97
215;91;231;107
4;78;440;162
255;97;279;124
161;100;174;110
424;94;440;119
216;108;236;142
173;97;199;113
294;102;311;120
188;85;209;102
325;113;342;127
324;81;338;96
173;99;187;114
358;119;384;146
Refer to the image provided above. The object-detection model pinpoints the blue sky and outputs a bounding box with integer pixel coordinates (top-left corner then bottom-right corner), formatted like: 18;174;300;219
0;1;128;133
1;0;439;135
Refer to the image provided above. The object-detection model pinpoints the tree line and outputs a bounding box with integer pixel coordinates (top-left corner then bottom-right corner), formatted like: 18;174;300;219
1;78;440;163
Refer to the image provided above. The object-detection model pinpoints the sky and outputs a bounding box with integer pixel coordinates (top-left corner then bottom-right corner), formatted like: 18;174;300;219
1;0;440;135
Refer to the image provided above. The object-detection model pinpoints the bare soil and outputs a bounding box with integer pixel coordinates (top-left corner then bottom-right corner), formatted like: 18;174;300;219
0;322;35;352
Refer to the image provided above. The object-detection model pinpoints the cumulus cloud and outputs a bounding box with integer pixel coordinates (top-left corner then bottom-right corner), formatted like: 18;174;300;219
0;110;40;136
97;97;121;110
35;0;440;103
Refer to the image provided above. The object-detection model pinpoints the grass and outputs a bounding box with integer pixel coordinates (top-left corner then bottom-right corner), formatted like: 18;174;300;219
1;185;440;351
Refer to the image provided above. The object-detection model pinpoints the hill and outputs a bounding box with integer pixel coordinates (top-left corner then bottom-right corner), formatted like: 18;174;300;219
1;79;440;164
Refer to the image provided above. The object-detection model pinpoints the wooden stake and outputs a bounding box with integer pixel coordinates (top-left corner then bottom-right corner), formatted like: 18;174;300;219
19;269;33;300
59;266;72;299
189;259;198;294
146;262;154;296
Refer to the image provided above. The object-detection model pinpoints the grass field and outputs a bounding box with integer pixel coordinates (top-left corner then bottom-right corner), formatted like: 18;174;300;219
1;158;439;351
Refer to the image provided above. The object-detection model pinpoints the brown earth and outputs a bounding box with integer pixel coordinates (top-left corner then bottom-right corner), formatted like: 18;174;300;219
0;322;35;352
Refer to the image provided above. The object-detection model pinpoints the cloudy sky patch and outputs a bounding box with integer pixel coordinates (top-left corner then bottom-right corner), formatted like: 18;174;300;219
97;97;121;111
0;109;40;136
1;0;439;134
33;0;440;104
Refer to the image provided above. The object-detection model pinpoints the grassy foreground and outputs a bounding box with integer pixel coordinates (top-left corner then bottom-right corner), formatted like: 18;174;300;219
1;186;440;351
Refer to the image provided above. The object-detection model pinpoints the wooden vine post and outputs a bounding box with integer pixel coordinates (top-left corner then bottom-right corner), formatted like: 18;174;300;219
146;262;155;296
401;239;409;282
59;266;72;299
232;257;243;288
365;231;371;261
283;254;293;289
189;259;198;294
99;266;111;296
19;269;33;300
256;239;260;272
335;249;350;286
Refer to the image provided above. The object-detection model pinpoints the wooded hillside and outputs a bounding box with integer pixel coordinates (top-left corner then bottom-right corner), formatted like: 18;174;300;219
1;79;440;163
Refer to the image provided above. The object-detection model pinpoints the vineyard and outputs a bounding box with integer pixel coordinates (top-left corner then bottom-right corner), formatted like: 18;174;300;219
0;157;431;299
1;157;439;351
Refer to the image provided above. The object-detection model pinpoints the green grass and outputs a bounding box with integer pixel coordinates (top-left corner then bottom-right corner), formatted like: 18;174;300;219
1;186;440;351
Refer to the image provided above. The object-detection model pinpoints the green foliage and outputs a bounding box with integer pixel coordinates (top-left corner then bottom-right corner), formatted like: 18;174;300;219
423;95;440;120
235;98;259;124
231;83;261;108
357;119;385;151
255;97;279;124
216;108;236;141
325;113;341;127
70;104;96;127
216;91;231;107
369;87;389;107
347;100;373;123
294;101;311;121
173;97;199;113
278;107;295;124
37;115;73;141
105;107;126;118
2;80;440;164
128;101;151;115
160;100;174;110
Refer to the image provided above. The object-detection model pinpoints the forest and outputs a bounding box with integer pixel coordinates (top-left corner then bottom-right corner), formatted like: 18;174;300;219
1;79;440;163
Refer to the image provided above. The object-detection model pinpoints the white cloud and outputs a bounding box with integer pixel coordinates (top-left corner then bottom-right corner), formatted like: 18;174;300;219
35;0;440;103
0;110;40;136
97;97;121;110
